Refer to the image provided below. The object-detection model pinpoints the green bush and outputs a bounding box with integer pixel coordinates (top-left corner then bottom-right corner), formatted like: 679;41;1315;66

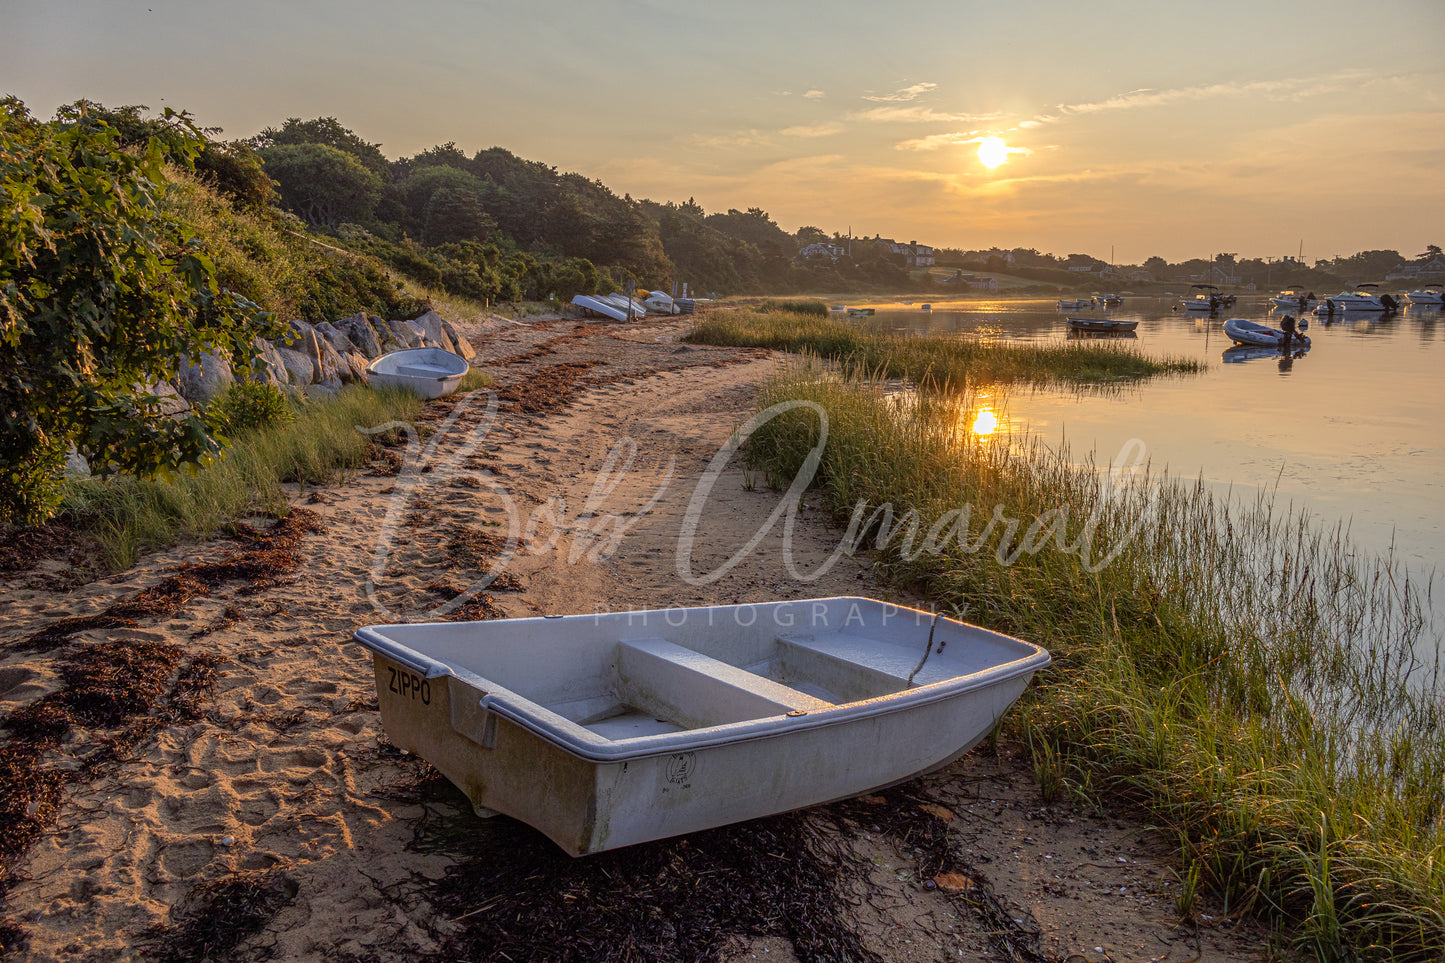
210;382;293;435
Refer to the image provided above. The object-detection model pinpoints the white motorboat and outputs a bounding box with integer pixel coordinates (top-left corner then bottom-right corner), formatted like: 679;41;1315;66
1224;317;1310;347
1057;299;1093;310
1313;285;1394;313
1403;288;1443;306
1268;288;1316;311
1180;284;1233;312
1093;294;1123;307
355;598;1049;856
366;347;469;399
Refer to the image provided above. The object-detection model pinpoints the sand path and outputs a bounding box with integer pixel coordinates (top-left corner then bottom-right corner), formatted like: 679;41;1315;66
0;316;1269;961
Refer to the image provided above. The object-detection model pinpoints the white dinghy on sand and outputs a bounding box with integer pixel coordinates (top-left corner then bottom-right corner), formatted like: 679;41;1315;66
366;347;469;399
355;597;1050;856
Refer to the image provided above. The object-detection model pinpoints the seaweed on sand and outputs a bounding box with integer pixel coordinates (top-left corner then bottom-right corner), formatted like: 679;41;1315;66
424;813;886;963
140;870;299;963
15;508;325;652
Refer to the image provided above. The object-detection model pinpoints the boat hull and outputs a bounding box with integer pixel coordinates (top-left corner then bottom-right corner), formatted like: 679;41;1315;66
357;598;1048;856
366;347;468;399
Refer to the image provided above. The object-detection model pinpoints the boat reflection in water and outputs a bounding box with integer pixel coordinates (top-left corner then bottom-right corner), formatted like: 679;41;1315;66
1222;343;1311;364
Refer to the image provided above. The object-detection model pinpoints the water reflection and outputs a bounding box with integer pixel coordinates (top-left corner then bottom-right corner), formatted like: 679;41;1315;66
848;294;1444;620
971;407;999;436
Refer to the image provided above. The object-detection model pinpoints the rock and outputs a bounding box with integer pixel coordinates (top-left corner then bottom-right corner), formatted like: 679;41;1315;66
335;313;382;358
248;338;288;386
345;351;372;384
314;334;348;385
275;346;315;386
441;320;475;360
412;310;452;351
283;320;324;366
387;319;423;349
64;444;91;478
176;347;235;403
314;320;358;358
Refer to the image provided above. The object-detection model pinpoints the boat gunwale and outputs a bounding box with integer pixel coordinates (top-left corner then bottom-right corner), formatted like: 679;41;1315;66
354;600;1050;764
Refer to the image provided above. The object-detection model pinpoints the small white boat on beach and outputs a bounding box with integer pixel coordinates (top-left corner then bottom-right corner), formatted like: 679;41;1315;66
643;291;679;315
1224;318;1309;347
366;347;469;399
572;294;631;321
355;598;1050;856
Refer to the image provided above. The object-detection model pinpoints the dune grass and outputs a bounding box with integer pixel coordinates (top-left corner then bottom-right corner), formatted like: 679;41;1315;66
686;307;1202;387
744;361;1444;959
58;384;426;570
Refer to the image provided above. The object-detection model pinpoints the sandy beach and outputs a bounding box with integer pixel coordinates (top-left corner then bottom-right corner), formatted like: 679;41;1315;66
0;314;1271;962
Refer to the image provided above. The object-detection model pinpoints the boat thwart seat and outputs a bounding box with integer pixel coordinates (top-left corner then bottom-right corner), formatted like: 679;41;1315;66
613;637;832;731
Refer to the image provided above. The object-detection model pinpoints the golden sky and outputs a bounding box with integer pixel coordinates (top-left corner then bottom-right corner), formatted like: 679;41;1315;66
7;0;1443;262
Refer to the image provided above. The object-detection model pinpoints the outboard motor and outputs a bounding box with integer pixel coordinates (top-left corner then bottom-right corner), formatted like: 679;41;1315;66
1381;294;1399;312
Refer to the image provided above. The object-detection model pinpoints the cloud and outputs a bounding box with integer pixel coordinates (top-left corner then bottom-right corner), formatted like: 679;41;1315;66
1048;72;1368;119
850;105;999;124
894;131;981;151
688;129;772;149
803;89;826;100
781;122;844;138
862;82;938;103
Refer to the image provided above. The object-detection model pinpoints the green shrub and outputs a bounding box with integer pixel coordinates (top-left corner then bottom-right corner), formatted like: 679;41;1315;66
210;382;293;435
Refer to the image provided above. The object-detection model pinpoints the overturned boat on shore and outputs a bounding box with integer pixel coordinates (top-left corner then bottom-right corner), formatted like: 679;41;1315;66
355;598;1049;855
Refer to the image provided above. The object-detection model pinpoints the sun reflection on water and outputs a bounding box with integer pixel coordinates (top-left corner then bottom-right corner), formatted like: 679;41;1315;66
971;407;999;436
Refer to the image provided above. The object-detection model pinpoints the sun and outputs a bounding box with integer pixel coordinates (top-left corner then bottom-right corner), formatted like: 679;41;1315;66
977;136;1010;169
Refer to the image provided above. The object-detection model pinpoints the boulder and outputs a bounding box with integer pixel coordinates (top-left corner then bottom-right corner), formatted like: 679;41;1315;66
335;313;383;358
412;310;453;351
314;335;349;385
345;351;373;384
387;319;423;350
248;338;288;386
283;320;324;366
275;346;316;386
176;347;236;403
441;319;475;360
314;320;358;358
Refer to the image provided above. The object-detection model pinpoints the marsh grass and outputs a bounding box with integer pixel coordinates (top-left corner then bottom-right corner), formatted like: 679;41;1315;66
58;385;423;570
748;361;1444;959
687;307;1202;387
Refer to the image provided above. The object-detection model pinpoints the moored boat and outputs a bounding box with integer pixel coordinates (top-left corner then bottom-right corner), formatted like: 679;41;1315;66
1057;298;1093;310
366;347;469;399
1224;317;1310;347
1312;284;1396;313
355;598;1050;856
1403;288;1443;306
1268;288;1317;311
1065;317;1138;332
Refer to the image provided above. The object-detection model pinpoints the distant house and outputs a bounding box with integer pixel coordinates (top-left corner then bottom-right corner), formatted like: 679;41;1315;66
944;271;997;292
1067;265;1093;273
1128;269;1154;282
873;235;936;267
1387;256;1445;280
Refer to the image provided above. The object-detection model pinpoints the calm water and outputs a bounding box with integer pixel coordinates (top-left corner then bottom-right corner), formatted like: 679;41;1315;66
857;295;1443;627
